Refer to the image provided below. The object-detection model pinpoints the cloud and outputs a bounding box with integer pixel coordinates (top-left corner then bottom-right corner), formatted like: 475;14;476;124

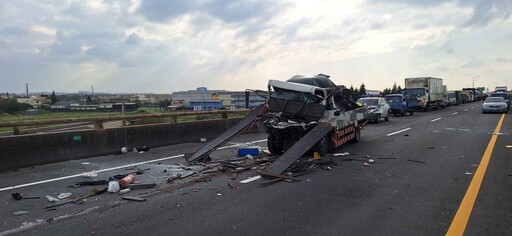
496;57;512;63
464;0;512;27
0;25;28;36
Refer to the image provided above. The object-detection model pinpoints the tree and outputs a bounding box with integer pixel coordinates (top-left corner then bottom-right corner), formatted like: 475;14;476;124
50;91;58;104
358;83;366;98
397;85;402;93
391;83;398;94
0;99;32;114
86;95;92;104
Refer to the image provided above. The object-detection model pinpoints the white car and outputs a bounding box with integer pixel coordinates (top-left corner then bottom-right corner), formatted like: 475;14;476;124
357;97;390;123
482;97;508;113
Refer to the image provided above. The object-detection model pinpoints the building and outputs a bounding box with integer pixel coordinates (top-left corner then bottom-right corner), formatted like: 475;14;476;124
171;87;265;110
16;96;48;109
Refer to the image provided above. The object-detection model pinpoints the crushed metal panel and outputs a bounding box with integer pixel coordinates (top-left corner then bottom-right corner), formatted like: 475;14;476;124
186;104;264;163
263;122;333;175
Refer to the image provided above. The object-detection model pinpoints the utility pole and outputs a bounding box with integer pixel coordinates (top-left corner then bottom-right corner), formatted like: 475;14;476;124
472;75;480;88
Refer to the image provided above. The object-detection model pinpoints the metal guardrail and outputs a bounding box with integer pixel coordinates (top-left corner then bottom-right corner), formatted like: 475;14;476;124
0;109;250;129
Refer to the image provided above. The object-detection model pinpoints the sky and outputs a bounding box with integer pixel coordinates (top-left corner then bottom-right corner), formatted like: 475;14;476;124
1;0;511;94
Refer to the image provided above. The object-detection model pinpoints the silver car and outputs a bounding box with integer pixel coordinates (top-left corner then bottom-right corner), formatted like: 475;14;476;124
357;97;390;123
482;97;508;113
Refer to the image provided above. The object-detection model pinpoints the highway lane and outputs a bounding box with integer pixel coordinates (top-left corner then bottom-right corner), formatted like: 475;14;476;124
1;102;510;235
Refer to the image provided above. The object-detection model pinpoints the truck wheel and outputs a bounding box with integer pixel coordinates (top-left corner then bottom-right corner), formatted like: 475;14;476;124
313;135;330;156
401;111;406;117
385;114;389;121
267;134;284;155
351;126;361;143
409;110;414;115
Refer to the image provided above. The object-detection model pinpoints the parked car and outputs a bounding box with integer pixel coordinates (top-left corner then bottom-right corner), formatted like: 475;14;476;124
482;97;508;113
357;97;390;123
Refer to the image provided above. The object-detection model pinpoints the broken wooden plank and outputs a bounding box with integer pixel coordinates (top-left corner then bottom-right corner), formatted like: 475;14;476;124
125;183;156;190
264;122;333;175
260;171;301;182
122;196;146;202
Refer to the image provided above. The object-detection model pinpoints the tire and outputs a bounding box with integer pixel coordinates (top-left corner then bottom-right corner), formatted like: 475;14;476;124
351;126;361;143
313;135;330;156
409;110;414;115
375;114;381;124
385;113;389;121
267;134;284;155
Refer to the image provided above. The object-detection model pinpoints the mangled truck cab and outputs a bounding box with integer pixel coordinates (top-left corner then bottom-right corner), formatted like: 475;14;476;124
264;74;367;156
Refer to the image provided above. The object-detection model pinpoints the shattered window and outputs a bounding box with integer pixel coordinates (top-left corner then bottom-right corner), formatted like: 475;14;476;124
271;88;323;104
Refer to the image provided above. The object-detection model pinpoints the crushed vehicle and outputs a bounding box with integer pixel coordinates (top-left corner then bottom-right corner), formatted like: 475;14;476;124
385;94;418;116
186;74;368;175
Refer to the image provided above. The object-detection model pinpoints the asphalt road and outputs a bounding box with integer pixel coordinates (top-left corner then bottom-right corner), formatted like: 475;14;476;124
1;102;510;236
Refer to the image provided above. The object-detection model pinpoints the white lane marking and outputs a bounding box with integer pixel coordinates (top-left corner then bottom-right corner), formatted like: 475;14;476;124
240;175;262;184
0;139;267;192
431;117;442;122
464;109;468;111
452;112;458;115
386;128;411;136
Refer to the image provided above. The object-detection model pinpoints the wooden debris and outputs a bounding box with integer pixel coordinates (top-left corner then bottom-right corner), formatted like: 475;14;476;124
126;183;156;190
407;159;426;164
122;196;146;202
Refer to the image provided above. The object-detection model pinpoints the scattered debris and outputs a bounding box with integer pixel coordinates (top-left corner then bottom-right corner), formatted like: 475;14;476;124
228;182;239;189
13;211;29;216
322;166;332;171
68;180;109;188
200;138;207;143
81;162;90;165
470;163;479;167
82;170;98;177
363;162;371;167
368;159;375;163
45;188;107;209
378;157;397;160
407;159;426;164
506;145;512;149
126;183;156;190
237;147;260;157
118;174;135;187
489;132;508;135
57;192;72;199
108;181;120;193
11;193;40;200
465;171;474;175
427;146;434;149
167;174;182;183
330;152;350;156
135;146;150;152
45;195;60;203
122;196;146;202
119;189;131;195
216;193;222;196
240;175;262;184
404;134;409;136
121;147;128;154
260;171;301;182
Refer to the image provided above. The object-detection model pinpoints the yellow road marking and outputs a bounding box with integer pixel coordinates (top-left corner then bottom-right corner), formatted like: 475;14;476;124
446;114;506;236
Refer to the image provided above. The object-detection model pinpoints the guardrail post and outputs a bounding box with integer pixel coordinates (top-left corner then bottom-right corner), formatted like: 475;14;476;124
170;115;177;124
94;121;104;129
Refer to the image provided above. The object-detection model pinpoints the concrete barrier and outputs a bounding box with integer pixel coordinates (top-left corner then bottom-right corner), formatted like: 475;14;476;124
0;118;258;172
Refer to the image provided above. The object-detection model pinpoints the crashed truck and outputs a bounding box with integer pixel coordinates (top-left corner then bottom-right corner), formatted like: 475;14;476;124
186;74;368;176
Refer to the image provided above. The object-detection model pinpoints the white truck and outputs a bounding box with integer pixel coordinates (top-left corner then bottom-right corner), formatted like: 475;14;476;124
495;86;508;92
403;77;444;111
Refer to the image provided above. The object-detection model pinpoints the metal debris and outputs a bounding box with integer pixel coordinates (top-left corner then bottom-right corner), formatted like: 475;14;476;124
407;159;426;164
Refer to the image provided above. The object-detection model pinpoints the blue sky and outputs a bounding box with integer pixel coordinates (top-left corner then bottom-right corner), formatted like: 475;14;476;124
1;0;511;93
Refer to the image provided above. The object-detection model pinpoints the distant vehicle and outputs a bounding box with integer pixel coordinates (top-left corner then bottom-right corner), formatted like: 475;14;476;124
442;85;448;107
357;97;390;123
403;77;444;111
482;97;508;113
461;91;470;104
489;92;510;110
495;86;508;92
446;90;461;106
385;94;418;116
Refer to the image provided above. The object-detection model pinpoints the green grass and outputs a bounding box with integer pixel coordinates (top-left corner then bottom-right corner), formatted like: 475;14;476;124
0;110;249;133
